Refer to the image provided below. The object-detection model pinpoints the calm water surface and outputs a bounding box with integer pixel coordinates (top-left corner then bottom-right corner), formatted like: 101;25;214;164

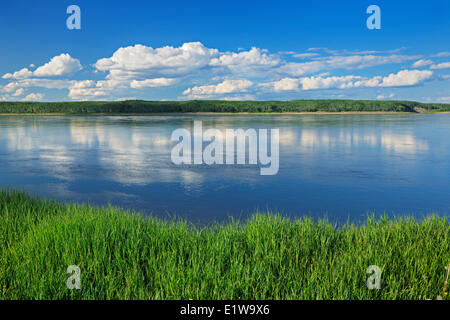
1;114;449;224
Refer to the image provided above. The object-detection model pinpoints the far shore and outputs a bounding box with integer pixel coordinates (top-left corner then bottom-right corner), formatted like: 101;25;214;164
1;111;449;116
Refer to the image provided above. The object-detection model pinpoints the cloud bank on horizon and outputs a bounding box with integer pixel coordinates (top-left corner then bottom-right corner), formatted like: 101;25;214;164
1;42;449;103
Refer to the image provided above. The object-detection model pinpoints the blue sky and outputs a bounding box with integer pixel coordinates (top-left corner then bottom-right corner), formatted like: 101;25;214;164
0;0;449;102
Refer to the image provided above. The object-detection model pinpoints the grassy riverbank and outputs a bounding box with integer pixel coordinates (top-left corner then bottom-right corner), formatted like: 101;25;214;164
0;99;449;114
0;189;448;300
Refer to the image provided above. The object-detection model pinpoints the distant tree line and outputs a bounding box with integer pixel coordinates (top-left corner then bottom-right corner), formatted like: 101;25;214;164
0;99;449;114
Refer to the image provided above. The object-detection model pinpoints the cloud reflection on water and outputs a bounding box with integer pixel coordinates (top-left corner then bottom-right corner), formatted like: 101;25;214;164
0;116;432;187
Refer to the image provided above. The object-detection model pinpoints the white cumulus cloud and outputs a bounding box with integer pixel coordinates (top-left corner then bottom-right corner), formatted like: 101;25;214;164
2;68;33;79
300;75;364;90
278;54;418;77
96;42;218;76
33;54;82;77
22;93;44;101
412;59;433;68
380;69;433;87
130;78;178;88
12;88;24;97
209;47;280;72
2;54;82;79
430;62;450;70
261;78;300;92
183;79;253;98
263;70;433;92
68;80;106;100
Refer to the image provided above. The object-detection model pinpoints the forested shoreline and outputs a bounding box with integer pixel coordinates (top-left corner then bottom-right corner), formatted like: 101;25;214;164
0;99;449;114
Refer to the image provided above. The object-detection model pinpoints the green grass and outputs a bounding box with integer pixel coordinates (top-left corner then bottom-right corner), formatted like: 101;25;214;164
0;189;448;300
0;99;449;114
